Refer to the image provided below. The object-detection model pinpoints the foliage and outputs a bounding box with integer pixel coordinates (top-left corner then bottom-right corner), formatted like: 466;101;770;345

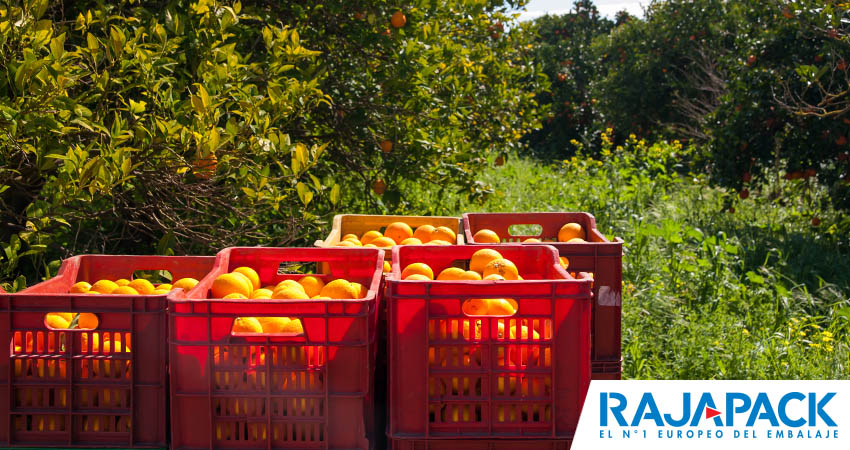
426;142;850;379
529;0;849;208
0;0;545;289
522;1;613;157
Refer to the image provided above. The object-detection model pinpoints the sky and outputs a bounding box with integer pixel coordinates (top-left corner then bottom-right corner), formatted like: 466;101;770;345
518;0;647;21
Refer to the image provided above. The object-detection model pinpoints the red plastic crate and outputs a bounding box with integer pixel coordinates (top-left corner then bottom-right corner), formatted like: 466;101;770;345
168;247;384;450
390;437;572;450
462;212;622;378
0;254;215;448
387;245;592;441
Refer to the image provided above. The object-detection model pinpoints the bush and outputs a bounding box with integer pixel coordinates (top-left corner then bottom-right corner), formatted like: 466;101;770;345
0;0;545;288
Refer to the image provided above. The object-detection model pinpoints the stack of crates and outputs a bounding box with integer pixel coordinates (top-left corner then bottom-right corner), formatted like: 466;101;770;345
463;212;623;380
168;247;384;450
0;210;622;450
0;255;215;448
385;244;594;449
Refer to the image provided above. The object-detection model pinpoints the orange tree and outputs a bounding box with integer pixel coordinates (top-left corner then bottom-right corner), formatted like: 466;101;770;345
0;0;545;288
522;1;614;157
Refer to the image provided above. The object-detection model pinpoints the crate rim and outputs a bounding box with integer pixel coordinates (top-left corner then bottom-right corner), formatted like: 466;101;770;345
174;246;385;303
462;211;625;246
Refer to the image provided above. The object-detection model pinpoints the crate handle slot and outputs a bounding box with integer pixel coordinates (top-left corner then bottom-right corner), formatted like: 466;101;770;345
507;224;543;236
43;312;99;330
460;298;518;317
230;317;306;337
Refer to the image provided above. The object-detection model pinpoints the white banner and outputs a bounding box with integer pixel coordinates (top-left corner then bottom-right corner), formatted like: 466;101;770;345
573;380;850;450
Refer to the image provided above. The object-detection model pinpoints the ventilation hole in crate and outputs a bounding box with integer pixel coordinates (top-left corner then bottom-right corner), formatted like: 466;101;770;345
16;414;66;432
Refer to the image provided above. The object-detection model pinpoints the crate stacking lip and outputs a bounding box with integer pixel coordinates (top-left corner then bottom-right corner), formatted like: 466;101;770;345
314;214;465;257
0;254;216;448
168;246;384;450
386;244;592;441
462;212;623;373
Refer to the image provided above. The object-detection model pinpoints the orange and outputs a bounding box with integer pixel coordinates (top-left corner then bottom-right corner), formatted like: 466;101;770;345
351;282;368;299
427;240;451;245
401;262;434;280
211;273;252;298
567;237;586;243
320;279;359;299
470;248;503;274
223;293;248;299
230;272;255;295
45;314;70;329
336;240;359;247
152;289;170;294
483;258;519;280
385;222;413;244
52;312;74;322
233;267;261;290
509;325;541;366
90;279;119;294
400;237;423;245
473;229;501;243
370;236;397;248
383;261;392;273
128;279;155;295
437;267;465;280
364;243;377;248
282;318;304;334
157;283;173;291
173;278;199;292
257;317;290;333
404;274;431;281
312;295;331;299
380;140;393;153
557;223;584;242
250;288;274;299
373;179;387;195
298;276;325;298
559;256;570;269
360;230;383;245
391;11;406;28
111;286;140;295
272;286;310;300
484;274;505;281
232;317;262;334
462;299;488;316
69;281;91;293
275;279;306;294
430;226;456;243
523;238;541;243
77;313;99;330
487;299;516;316
114;279;131;286
193;153;217;179
413;225;435;243
345;238;363;246
460;270;482;280
342;233;359;241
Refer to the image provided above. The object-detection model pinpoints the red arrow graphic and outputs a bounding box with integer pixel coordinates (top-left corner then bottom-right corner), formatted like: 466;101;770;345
705;407;722;419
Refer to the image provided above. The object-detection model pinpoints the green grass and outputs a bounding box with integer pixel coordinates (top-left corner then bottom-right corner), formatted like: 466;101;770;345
417;139;850;379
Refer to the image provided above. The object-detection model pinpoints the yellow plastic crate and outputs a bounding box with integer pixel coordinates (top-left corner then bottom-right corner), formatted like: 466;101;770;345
315;214;464;256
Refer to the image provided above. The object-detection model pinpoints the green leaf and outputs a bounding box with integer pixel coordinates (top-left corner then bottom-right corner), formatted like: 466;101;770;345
329;184;340;205
295;182;312;205
746;271;764;285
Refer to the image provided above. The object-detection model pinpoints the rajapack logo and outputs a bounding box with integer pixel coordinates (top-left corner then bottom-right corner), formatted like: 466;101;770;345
600;391;836;439
572;381;850;450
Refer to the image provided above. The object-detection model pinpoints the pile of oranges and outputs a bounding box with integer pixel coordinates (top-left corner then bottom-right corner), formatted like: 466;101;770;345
472;221;588;244
207;266;371;335
335;221;457;248
67;277;199;295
